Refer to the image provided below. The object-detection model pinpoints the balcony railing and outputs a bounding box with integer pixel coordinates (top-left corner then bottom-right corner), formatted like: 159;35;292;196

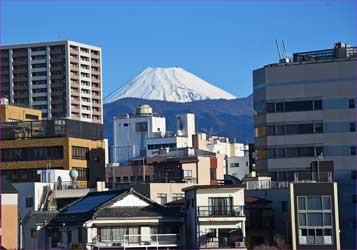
294;171;332;183
197;206;244;217
92;234;180;248
200;237;245;249
53;181;87;190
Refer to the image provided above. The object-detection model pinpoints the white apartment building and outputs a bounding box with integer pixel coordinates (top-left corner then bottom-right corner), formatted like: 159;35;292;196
112;105;166;163
184;185;246;250
0;40;103;123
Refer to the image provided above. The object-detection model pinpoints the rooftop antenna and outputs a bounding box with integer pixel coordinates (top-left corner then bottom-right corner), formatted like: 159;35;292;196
275;39;282;61
282;40;288;59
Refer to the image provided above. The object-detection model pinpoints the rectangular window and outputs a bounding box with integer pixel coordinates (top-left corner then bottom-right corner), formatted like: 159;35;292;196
72;146;89;160
157;193;167;205
349;98;355;108
307;197;322;210
307;213;323;226
352;170;357;180
350;122;356;132
172;193;184;201
135;122;148;132
184;170;192;177
285;100;313;112
1;146;63;162
298;197;306;210
281;201;288;212
26;197;34;208
350;146;356;156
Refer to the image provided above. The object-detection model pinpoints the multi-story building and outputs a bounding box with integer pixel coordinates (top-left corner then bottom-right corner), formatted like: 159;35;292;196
112;105;166;163
184;185;246;250
107;148;226;204
0;40;102;123
0;98;42;122
246;161;341;250
0;115;105;188
253;42;356;248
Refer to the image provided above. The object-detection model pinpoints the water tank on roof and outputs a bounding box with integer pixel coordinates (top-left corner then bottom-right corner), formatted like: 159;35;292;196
136;104;153;115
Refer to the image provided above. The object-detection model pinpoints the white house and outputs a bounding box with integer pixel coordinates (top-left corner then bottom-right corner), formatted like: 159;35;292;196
46;188;184;250
183;185;246;250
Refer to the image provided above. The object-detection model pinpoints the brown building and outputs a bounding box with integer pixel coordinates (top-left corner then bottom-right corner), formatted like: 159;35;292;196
0;40;102;123
0;118;105;188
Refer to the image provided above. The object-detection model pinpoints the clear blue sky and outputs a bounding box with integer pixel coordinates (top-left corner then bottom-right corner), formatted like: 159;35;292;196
1;1;356;98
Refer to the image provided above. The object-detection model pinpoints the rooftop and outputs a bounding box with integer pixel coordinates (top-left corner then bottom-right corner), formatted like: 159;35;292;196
183;184;245;192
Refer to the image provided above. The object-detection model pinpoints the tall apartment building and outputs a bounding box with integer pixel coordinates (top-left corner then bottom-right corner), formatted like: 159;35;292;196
0;40;102;123
253;42;356;248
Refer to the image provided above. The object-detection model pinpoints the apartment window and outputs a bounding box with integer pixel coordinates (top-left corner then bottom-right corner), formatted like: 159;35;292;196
349;98;355;109
135;122;148;132
281;201;288;212
108;177;113;183
297;195;333;245
130;176;136;183
157;193;167;205
123;176;129;183
72;146;89;160
115;177;121;183
350;122;356;132
145;175;150;183
184;170;192;177
172;193;184;201
26;197;34;208
352;170;357;179
351;146;356;156
1;146;63;162
353;194;357;204
230;163;240;168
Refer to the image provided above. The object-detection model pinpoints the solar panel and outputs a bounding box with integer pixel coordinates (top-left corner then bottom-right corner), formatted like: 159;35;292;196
63;193;117;214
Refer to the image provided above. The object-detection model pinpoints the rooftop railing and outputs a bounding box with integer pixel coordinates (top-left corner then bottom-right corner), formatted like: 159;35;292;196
199;237;245;249
294;171;332;183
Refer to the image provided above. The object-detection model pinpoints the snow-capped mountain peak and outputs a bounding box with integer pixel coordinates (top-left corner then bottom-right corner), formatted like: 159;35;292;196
104;67;236;103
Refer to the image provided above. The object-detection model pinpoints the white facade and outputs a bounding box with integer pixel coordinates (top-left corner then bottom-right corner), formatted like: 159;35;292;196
227;156;250;180
112;111;166;163
184;186;246;250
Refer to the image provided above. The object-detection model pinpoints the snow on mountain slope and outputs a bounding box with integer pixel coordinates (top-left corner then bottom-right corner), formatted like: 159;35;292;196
104;67;236;103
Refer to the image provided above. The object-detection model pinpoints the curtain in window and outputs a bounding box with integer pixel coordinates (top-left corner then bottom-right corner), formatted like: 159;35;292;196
128;227;140;244
101;228;111;241
307;213;323;226
307;197;322;210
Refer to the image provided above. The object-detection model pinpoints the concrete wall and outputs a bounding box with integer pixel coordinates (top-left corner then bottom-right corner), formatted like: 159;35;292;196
0;193;18;250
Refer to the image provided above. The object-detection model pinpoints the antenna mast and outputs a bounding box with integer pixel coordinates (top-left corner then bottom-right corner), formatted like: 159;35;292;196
275;39;282;61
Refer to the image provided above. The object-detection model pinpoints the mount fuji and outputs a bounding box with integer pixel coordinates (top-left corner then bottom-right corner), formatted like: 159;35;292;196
104;67;236;103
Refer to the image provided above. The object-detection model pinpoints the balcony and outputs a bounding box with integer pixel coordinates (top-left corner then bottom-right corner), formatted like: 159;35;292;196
200;237;245;249
92;234;180;249
294;171;332;183
197;206;244;217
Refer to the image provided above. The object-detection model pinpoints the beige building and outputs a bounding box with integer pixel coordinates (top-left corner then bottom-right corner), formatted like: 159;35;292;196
253;42;356;248
0;99;42;122
0;40;103;123
0;179;18;250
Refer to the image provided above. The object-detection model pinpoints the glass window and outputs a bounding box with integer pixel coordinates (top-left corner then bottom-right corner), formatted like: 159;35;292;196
298;197;306;210
276;102;284;112
322;196;331;210
267;126;276;136
276;148;286;158
266;103;275;113
307;213;323;226
307;197;322;210
276;125;285;135
350;146;356;156
349;98;355;108
298;213;306;226
157;193;167;205
314;100;322;110
135;122;148;132
285;100;313;112
314;123;323;133
281;201;288;212
323;213;332;226
286;148;299;158
350;122;356;132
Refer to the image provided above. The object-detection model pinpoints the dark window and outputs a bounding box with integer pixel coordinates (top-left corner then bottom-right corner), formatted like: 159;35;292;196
352;170;357;180
72;146;89;160
1;146;63;162
72;167;88;181
267;126;276;136
314;100;323;110
25;114;39;120
349;99;355;109
266;103;275;113
314;123;323;133
123;123;129;127
352;194;356;204
115;177;121;183
123;176;129;183
276;125;285;135
130;176;136;182
351;146;356;156
285;100;313;112
276;102;284;112
281;201;288;212
145;175;150;183
276;148;286;158
135;122;148;132
350;122;356;132
26;197;34;208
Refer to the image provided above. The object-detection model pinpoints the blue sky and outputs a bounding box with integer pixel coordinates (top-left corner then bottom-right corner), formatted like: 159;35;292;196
1;1;356;98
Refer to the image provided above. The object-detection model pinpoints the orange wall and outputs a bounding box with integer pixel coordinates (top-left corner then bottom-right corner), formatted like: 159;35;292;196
1;201;18;249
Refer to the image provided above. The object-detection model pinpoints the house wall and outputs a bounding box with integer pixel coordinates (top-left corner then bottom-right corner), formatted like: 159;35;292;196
0;193;18;250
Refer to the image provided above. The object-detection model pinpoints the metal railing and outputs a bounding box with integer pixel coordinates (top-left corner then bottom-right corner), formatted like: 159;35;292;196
197;206;244;217
92;234;180;248
294;171;332;183
53;181;87;190
200;237;245;249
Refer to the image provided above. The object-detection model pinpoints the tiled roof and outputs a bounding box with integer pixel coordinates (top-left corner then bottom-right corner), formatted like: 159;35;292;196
24;211;58;224
94;206;181;218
